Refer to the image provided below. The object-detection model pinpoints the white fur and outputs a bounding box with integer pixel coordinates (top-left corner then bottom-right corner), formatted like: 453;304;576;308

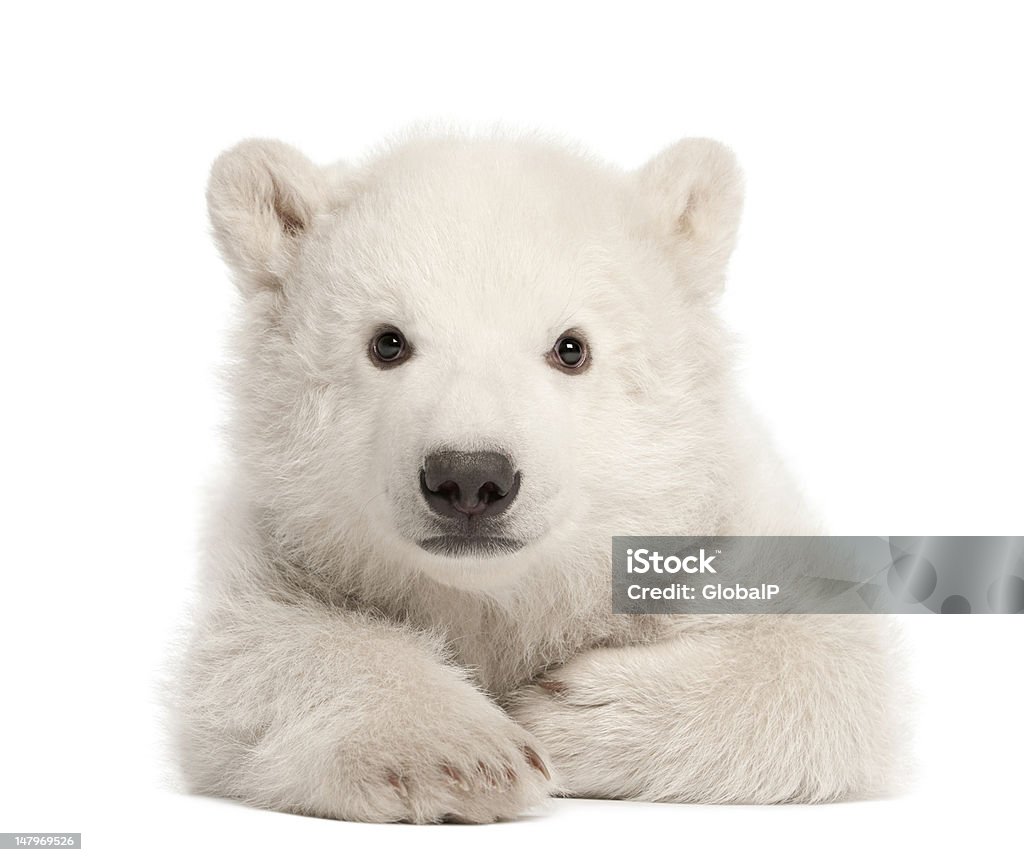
174;130;903;823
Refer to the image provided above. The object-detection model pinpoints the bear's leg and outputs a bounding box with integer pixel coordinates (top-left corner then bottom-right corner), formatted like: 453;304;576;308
505;615;902;803
175;592;553;822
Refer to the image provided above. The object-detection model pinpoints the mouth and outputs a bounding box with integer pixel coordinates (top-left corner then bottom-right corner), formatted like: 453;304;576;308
417;535;527;558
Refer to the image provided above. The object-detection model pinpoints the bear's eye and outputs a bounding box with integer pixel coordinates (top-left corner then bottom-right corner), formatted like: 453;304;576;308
549;331;590;373
370;328;410;367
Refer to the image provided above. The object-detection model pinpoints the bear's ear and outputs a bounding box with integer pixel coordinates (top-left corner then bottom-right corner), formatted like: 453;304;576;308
635;138;744;294
207;139;333;293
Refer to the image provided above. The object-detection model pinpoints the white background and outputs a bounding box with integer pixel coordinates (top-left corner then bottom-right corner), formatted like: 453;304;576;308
1;2;1021;859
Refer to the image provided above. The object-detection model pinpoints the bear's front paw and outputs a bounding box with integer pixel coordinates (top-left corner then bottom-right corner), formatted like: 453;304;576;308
502;647;665;799
345;708;554;824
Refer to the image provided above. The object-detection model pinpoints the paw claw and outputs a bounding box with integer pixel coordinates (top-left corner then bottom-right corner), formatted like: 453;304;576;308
441;763;470;791
386;770;409;798
537;676;567;694
475;760;499;789
522;745;550;780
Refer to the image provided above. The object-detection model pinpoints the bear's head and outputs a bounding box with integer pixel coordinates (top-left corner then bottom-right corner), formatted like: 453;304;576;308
208;133;744;593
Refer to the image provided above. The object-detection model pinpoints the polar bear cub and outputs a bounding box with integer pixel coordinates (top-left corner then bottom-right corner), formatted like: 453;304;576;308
175;131;901;823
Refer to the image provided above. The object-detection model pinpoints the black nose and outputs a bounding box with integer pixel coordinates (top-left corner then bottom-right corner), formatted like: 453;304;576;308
420;450;520;519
